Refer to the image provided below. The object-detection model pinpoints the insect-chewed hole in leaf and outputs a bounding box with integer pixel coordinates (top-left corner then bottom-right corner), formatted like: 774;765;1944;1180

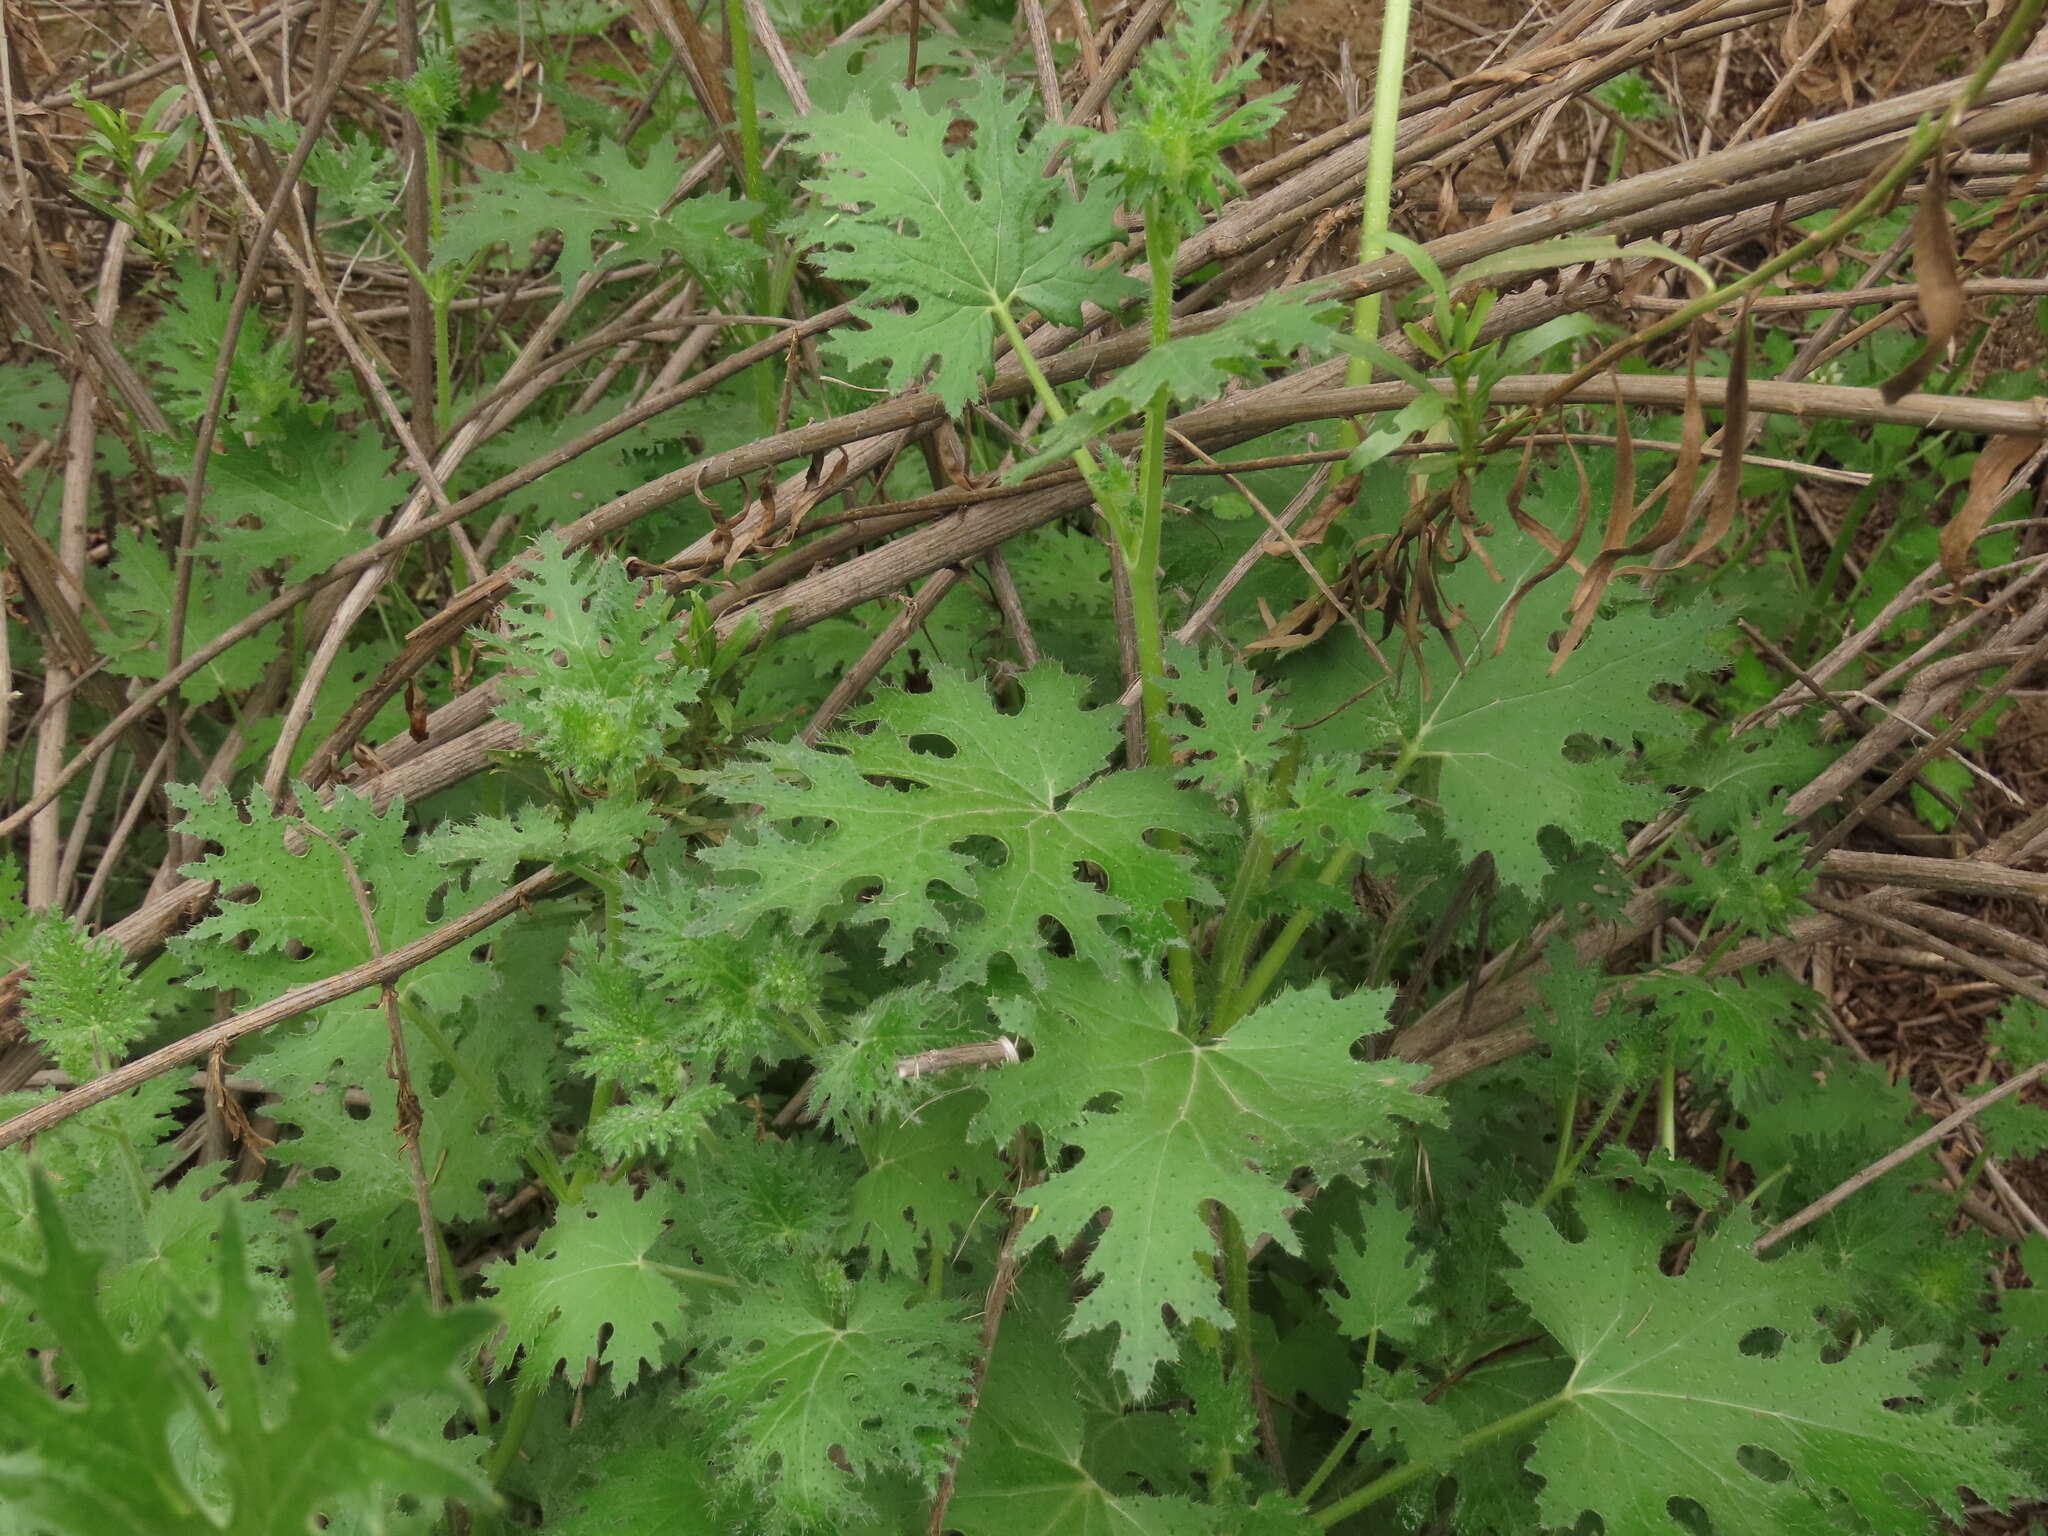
905;731;957;759
1663;1494;1716;1533
1038;914;1076;957
1736;1444;1794;1484
958;833;1008;868
311;1165;344;1181
1738;1325;1786;1359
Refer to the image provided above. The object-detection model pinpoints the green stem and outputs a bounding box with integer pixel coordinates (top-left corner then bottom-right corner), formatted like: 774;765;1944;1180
424;136;451;429
1130;201;1178;771
1301;1422;1365;1505
1206;823;1274;1021
795;1003;836;1049
1605;125;1629;186
1344;0;1415;398
649;1260;742;1289
1312;1392;1570;1527
484;1366;550;1487
1546;1086;1579;1193
1219;1203;1255;1382
524;1138;573;1208
993;304;1123;537
1657;1036;1678;1159
1212;848;1353;1035
1533;1079;1627;1211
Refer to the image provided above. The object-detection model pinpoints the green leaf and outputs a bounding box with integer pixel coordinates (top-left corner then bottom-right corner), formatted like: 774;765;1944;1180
428;795;661;883
481;1181;699;1393
546;1411;755;1534
839;1091;1007;1274
1323;1193;1431;1349
1015;297;1340;477
1591;1144;1730;1209
1262;758;1414;863
436;139;760;295
689;1267;976;1531
139;258;298;439
944;1265;1226;1535
788;73;1140;411
485;534;707;786
1632;965;1817;1104
170;783;498;1019
1340;509;1728;889
986;961;1436;1393
682;1127;860;1278
1082;296;1338;419
206;417;403;575
21;915;154;1078
0;1175;491;1536
1974;1000;2048;1158
1075;0;1292;228
1501;1198;2027;1534
612;867;832;1074
810;983;976;1134
1165;641;1284;796
1527;942;1655;1095
99;532;274;705
696;665;1227;988
1944;1234;2048;1491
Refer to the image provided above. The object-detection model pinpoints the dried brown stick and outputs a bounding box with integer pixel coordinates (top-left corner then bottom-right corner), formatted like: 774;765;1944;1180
161;0;385;681
0;868;563;1152
0;303;855;840
1754;1008;2048;1252
800;567;965;745
1819;849;2048;905
33;0;317;106
44;51;2041;831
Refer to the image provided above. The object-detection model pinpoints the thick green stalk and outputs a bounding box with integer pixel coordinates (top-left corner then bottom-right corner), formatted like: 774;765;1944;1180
1546;1086;1579;1192
1312;1391;1569;1526
1344;0;1415;393
1211;847;1352;1034
1217;738;1408;1030
1298;1420;1364;1504
1205;741;1306;1023
483;1366;550;1488
1204;823;1273;1023
1133;205;1201;1012
1657;1037;1678;1158
1533;1079;1629;1211
993;304;1121;524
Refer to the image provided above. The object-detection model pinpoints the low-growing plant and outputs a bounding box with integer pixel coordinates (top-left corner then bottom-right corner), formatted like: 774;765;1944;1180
5;2;2048;1534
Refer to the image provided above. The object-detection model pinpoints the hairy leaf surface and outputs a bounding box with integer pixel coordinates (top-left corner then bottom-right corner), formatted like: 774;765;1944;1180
696;666;1226;987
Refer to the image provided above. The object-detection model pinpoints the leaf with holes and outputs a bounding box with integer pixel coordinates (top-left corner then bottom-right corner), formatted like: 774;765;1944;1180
787;73;1139;411
694;665;1227;988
